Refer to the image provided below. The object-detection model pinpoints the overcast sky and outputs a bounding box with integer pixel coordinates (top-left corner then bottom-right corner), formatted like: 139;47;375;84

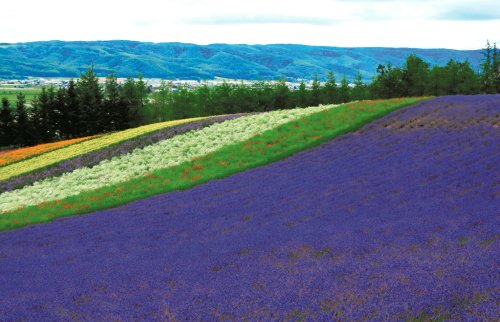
1;0;499;49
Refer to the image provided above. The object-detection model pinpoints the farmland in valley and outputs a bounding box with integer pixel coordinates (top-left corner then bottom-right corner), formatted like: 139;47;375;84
0;95;498;320
0;87;41;104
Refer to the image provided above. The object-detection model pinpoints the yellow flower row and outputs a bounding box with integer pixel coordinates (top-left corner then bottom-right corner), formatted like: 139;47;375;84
0;117;209;181
0;136;96;167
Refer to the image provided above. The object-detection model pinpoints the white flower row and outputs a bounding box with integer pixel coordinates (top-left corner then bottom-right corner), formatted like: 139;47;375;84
0;105;333;212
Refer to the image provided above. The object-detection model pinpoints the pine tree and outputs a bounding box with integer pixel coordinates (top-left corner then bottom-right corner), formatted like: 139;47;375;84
0;98;15;147
352;72;367;101
310;74;321;106
338;76;351;103
37;87;53;142
29;97;42;145
323;71;337;104
104;73;122;131
66;79;81;137
77;67;104;134
273;79;290;109
14;93;31;146
297;81;309;107
493;42;500;93
55;87;69;138
481;40;495;93
121;77;139;128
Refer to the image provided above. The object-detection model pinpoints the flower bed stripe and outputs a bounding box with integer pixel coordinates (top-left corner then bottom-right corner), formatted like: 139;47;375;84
0;114;249;192
0;106;331;212
0;117;209;181
0;97;431;231
0;136;97;167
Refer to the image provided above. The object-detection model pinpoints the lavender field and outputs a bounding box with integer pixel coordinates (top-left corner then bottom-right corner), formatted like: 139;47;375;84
0;95;499;320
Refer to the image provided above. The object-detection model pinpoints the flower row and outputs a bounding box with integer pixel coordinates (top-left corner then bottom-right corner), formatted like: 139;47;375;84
0;114;247;192
0;116;208;181
0;135;96;167
0;105;331;212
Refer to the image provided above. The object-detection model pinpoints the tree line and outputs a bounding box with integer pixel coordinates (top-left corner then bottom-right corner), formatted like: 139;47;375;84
0;69;147;147
1;41;499;148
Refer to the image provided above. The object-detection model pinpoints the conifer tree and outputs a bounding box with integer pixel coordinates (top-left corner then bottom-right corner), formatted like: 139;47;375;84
338;76;351;103
352;72;368;101
14;93;30;146
121;77;139;128
493;42;500;93
66;79;80;137
77;67;104;134
0;98;15;147
104;73;122;131
297;81;309;107
310;74;321;106
481;40;495;93
37;87;53;142
323;71;337;104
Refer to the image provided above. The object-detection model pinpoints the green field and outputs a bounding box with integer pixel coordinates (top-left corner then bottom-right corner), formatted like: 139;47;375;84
0;88;42;105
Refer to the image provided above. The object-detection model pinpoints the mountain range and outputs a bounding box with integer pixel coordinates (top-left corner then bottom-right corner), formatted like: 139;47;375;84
0;40;484;80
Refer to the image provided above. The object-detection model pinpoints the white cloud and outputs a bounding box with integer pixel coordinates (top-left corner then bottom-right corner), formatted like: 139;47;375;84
0;0;497;49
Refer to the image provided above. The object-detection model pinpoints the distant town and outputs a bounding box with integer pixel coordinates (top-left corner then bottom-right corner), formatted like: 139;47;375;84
0;77;318;91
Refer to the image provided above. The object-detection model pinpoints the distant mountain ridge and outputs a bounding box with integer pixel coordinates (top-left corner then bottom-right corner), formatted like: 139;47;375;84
0;40;483;80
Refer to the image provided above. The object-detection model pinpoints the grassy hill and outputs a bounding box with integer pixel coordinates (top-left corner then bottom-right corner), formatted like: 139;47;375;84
0;95;497;320
0;41;484;80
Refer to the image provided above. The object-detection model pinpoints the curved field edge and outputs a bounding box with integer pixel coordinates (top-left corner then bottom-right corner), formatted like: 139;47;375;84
0;116;212;181
0;114;248;193
0;97;431;232
0;106;329;212
0;135;99;167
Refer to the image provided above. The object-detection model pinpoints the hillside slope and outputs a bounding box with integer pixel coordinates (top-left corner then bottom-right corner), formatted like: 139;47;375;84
0;41;483;80
0;95;498;320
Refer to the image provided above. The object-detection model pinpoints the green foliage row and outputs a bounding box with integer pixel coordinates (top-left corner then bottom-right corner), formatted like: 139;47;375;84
141;43;499;123
0;97;429;232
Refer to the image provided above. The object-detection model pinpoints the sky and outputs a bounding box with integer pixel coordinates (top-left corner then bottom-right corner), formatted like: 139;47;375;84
1;0;499;49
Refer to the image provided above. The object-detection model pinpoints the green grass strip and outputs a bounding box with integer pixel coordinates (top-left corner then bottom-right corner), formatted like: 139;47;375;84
0;97;431;232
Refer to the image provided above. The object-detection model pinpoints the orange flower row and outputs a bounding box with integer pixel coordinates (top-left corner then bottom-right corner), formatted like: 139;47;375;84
0;136;96;167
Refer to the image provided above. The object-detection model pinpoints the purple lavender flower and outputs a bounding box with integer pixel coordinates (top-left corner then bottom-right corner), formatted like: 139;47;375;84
0;95;498;320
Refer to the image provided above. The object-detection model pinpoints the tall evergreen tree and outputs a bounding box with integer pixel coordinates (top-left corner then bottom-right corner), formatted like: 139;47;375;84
493;42;500;93
0;98;15;147
310;74;321;106
323;71;337;104
55;86;69;138
14;93;31;146
37;87;53;142
352;72;368;101
29;96;42;145
77;67;104;134
273;79;290;109
338;76;351;103
66;79;81;137
481;40;495;93
121;77;140;128
296;81;309;107
104;73;123;131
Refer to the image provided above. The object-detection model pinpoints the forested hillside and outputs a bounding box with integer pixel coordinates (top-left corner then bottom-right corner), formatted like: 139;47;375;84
0;41;483;80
